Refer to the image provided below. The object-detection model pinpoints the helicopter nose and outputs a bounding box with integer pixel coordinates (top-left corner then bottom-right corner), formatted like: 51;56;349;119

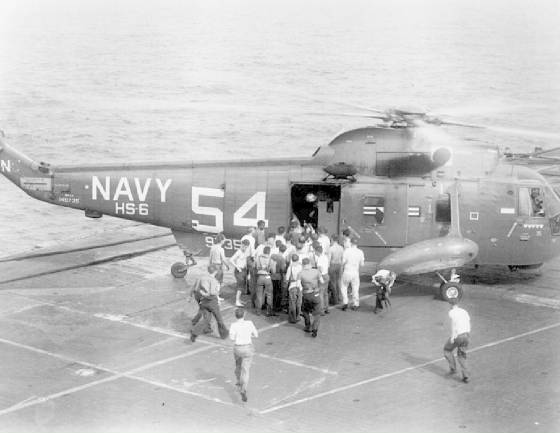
378;236;479;275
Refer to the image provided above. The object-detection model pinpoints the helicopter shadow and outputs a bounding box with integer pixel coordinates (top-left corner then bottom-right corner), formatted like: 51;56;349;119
396;263;543;296
458;264;543;286
382;280;436;299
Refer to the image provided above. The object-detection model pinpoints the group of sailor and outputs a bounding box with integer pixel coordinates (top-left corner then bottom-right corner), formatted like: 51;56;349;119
202;219;396;338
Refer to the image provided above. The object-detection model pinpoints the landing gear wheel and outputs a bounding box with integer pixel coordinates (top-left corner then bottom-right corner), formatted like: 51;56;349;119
171;262;188;279
440;282;463;302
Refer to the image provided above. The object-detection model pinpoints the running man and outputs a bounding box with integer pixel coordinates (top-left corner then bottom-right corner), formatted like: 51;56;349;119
229;308;258;402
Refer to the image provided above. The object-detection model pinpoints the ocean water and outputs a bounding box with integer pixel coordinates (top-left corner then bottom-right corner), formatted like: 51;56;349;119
1;0;559;256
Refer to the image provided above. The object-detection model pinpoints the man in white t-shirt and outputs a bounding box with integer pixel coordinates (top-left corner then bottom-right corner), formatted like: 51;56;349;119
340;237;365;311
229;239;252;307
443;298;471;383
229;308;258;402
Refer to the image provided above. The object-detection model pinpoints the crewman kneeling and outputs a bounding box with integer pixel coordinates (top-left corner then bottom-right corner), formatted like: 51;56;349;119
372;269;396;314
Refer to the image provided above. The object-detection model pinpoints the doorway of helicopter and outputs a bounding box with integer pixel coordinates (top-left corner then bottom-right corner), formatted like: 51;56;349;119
290;183;341;235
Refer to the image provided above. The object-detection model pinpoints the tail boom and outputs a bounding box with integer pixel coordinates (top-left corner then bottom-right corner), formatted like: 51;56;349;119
0;139;55;202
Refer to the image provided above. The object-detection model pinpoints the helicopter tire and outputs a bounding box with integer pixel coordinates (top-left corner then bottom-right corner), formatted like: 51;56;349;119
440;282;463;303
171;262;188;279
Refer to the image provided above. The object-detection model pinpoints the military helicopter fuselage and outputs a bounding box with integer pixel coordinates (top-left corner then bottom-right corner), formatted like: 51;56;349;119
2;124;560;301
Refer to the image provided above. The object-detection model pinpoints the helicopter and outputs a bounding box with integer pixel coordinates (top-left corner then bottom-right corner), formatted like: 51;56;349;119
2;106;560;302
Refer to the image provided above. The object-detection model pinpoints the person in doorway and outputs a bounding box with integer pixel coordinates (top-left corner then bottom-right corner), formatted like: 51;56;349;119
190;265;229;342
340;237;365;311
304;193;319;229
443;298;471;383
229;308;258;402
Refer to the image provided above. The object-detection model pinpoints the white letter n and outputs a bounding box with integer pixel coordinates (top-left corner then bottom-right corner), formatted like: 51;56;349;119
92;176;110;200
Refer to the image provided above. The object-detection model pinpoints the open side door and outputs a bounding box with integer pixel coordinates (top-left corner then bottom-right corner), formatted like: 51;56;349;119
340;182;407;247
290;183;341;235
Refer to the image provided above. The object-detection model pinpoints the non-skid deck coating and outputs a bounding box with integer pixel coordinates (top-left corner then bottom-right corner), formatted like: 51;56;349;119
0;237;559;433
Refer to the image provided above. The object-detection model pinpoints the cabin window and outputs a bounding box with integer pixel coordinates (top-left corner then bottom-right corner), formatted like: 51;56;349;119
550;215;560;235
519;187;545;217
363;196;385;225
435;194;451;223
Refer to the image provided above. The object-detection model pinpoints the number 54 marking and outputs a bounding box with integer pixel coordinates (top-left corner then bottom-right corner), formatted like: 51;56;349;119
191;187;268;233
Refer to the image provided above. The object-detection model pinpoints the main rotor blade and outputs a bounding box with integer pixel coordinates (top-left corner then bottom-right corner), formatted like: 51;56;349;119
431;101;543;118
292;95;387;115
305;111;389;120
332;101;387;114
484;125;560;140
532;146;560;157
507;147;560;165
439;120;560;140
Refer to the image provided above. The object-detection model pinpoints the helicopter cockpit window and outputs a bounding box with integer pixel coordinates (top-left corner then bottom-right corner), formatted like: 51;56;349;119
519;187;545;217
531;188;545;216
543;184;560;235
363;196;385;225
